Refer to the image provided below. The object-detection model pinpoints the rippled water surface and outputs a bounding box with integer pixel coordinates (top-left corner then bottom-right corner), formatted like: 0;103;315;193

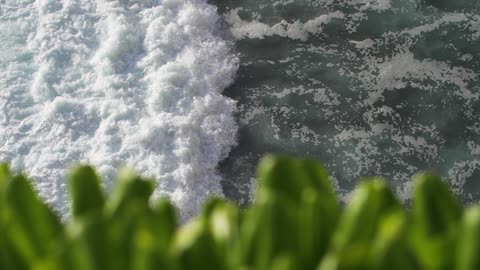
214;0;480;205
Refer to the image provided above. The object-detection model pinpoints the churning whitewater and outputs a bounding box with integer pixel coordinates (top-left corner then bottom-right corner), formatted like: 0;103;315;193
0;0;239;219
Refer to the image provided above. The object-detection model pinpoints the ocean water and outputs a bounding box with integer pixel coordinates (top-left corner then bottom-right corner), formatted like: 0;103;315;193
0;0;238;219
1;0;480;219
215;0;480;205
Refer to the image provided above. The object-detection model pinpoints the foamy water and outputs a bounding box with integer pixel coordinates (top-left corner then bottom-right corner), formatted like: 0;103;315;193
0;0;238;219
4;0;480;217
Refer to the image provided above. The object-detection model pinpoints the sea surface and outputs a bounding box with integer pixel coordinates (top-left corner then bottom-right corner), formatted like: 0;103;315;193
1;0;480;218
215;0;480;205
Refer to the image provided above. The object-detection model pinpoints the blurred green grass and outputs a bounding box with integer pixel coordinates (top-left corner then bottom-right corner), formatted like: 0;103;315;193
0;155;478;270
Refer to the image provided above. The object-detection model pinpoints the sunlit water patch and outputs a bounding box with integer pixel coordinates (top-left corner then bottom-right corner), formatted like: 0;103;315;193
0;0;238;219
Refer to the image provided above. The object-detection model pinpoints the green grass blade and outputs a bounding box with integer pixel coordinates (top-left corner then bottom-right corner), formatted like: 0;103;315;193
0;163;10;191
66;214;109;270
108;202;153;270
151;198;177;251
300;158;337;201
253;155;339;270
412;172;461;236
298;189;338;269
331;179;400;250
106;169;154;218
236;191;297;270
0;163;11;269
256;155;337;205
130;215;172;270
271;254;299;270
456;205;480;270
69;166;105;218
37;239;96;270
409;172;462;270
130;200;177;270
4;175;63;265
368;210;418;270
319;179;402;270
172;218;226;270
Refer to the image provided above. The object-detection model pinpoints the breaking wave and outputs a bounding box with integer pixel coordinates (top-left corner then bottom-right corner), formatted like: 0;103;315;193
0;0;239;219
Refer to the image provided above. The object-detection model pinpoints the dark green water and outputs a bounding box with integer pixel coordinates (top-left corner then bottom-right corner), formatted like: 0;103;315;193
212;0;480;205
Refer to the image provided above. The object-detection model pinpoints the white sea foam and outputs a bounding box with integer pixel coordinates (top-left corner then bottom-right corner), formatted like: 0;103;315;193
0;0;239;220
225;9;345;41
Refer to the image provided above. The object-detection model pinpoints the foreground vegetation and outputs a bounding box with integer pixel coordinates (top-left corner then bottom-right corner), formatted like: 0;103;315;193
0;155;479;270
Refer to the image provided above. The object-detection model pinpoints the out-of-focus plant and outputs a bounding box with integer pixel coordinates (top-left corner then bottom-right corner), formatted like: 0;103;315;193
0;155;476;270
